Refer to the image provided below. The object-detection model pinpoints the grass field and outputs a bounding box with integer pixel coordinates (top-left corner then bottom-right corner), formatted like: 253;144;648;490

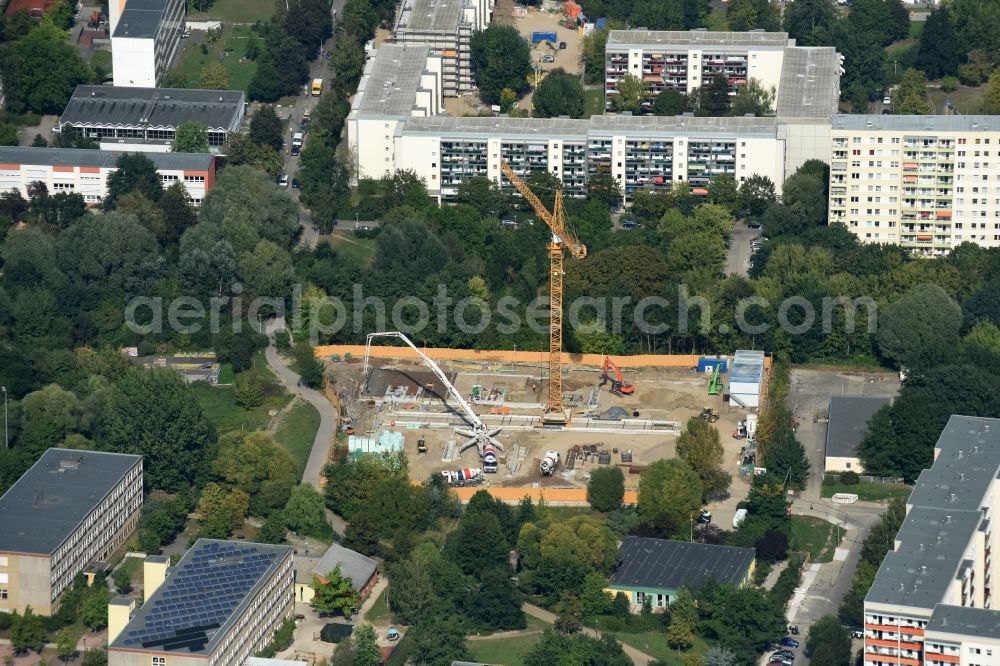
218;363;235;384
364;588;391;624
187;0;273;23
467;632;543;665
272;399;321;476
171;24;258;92
790;515;842;563
92;49;112;73
822;479;910;502
584;88;604;117
190;381;290;433
323;231;377;266
929;86;985;115
612;631;709;664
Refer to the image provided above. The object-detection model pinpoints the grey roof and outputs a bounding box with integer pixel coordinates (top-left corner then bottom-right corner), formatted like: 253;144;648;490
589;114;779;137
824;396;891;459
610;537;755;591
926;605;1000;640
110;540;292;655
607;29;789;50
730;349;764;384
301;543;377;594
0;146;215;171
112;0;171;39
775;47;841;119
0;448;142;556
832;115;1000;133
401;115;590;139
395;0;467;33
907;416;1000;512
61;86;245;131
353;44;432;117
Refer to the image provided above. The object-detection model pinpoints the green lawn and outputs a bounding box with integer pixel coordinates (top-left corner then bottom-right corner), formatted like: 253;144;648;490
790;515;842;563
365;588;391;624
611;630;709;665
91;49;112;73
323;231;377;267
822;479;911;502
908;18;924;39
929;85;985;115
190;381;291;433
187;0;274;23
273;399;321;476
706;9;727;30
584;88;604;118
218;363;235;384
467;632;544;666
171;24;258;92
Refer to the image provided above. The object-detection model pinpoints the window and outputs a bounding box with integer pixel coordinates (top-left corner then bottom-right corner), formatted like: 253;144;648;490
0;557;6;567
0;574;7;584
153;658;166;666
0;590;6;600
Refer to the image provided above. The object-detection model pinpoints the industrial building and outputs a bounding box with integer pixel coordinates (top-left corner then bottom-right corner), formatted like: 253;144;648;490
108;540;294;666
111;0;187;87
347;44;443;180
823;396;891;473
0;146;217;205
294;543;379;604
0;449;143;615
829;114;1000;254
607;537;755;612
392;0;493;96
863;415;1000;666
59;85;246;153
728;349;764;409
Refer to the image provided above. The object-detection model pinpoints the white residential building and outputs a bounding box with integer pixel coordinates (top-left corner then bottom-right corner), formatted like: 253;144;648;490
111;0;186;87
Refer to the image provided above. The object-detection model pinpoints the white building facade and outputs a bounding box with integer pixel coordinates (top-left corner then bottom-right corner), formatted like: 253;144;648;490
111;0;186;87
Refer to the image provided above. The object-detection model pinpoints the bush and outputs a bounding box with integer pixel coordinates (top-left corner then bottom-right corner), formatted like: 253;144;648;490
941;76;959;92
752;560;772;586
769;554;804;609
274;329;291;350
840;470;860;486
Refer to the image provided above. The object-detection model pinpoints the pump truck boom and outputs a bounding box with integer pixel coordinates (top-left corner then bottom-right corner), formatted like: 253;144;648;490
600;355;635;395
500;162;587;425
362;331;503;458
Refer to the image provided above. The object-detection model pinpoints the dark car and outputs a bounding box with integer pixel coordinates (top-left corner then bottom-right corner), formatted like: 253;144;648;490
559;41;567;49
290;145;300;156
622;220;641;229
748;220;762;229
779;637;800;648
697;508;712;524
292;177;300;188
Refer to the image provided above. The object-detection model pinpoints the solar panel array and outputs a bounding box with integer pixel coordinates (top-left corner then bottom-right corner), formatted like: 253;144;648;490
122;542;280;653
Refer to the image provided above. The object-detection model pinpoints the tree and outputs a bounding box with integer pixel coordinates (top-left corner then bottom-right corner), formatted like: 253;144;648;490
806;615;852;666
727;0;781;31
197;482;250;537
112;567;132;594
470;25;532;104
638;459;703;536
533;68;586;118
213;430;298;515
587;466;625;512
103;153;164;209
756;528;789;562
311;564;361;617
257;510;288;544
666;613;695;649
739;174;776;218
697;73;732;116
782;0;836;44
240;239;295;299
676;418;731;501
18;384;86;457
699;585;786;662
986;69;1000;114
729;78;774;117
471;567;526;631
56;627;76;663
198;63;229;89
610;75;646;113
293;342;325;387
11;607;46;653
172;121;210;153
915;7;960;80
249;105;284;151
284;484;330;539
651;88;687;116
343;511;381;555
524;630;632;666
893;68;932;115
222;133;284;179
157;182;198;247
409;611;472;665
759;417;811;490
444;510;510;576
703;646;738;666
31;134;47;147
585;172;623;210
6;23;91;114
580;572;613;616
351;624;381;666
81;649;108;666
877;283;962;371
80;584;111;630
707;174;739;211
554;593;583;633
232;370;265;409
582;27;609;85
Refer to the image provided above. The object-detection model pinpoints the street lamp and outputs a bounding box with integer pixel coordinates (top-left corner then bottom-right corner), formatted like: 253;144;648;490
1;386;7;449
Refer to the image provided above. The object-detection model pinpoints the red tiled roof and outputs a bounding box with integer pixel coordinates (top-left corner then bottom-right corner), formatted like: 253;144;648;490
5;0;56;17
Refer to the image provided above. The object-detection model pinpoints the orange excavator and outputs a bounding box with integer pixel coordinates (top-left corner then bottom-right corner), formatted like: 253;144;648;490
601;355;635;396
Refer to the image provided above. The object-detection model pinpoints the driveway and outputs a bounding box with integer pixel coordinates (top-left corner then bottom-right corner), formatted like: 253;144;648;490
725;221;761;276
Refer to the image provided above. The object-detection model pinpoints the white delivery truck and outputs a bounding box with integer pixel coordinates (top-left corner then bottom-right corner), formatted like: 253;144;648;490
733;508;748;529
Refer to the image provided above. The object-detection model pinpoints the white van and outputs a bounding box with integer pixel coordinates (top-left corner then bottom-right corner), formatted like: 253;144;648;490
292;131;303;147
733;508;748;529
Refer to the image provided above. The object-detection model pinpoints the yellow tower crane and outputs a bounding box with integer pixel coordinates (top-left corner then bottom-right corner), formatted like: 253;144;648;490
500;162;587;425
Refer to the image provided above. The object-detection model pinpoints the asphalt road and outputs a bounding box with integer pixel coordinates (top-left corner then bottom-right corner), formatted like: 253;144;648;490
725;221;761;276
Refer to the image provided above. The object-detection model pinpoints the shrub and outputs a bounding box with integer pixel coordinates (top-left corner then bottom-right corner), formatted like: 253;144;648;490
274;329;291;350
840;470;860;486
941;76;959;92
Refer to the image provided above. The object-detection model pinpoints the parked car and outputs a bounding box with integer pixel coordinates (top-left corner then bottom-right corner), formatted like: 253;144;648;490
697;508;712;524
292;177;300;188
540;54;555;63
559;41;567;49
290;145;300;157
501;218;518;226
769;655;793;665
852;630;864;639
748;220;762;229
622;220;641;229
779;637;800;648
883;95;892;105
279;174;289;188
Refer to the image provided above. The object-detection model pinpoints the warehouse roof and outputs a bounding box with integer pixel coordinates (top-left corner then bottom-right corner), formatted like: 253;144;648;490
298;543;377;594
927;605;1000;640
0;146;215;171
353;44;433;117
611;537;755;591
395;0;467;33
61;86;245;131
607;29;789;49
111;540;291;655
775;47;841;118
0;449;142;556
832;115;1000;133
825;396;891;459
113;0;171;39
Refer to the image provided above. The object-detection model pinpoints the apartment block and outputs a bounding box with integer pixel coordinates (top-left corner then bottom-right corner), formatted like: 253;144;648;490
112;0;186;87
59;86;246;153
863;415;1000;666
0;146;217;205
108;540;294;666
829;115;1000;255
393;0;493;96
0;449;143;615
347;44;443;180
393;115;792;203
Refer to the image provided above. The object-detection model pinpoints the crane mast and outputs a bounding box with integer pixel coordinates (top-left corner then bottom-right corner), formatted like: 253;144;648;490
500;162;587;424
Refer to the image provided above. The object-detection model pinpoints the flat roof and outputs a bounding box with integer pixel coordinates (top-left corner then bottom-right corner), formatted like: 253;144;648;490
61;86;245;132
0;448;142;556
112;0;170;39
0;146;215;171
775;47;841;118
825;396;891;459
610;537;755;591
907;416;1000;512
395;0;466;33
607;29;789;49
353;44;432;117
401;116;590;138
927;605;1000;640
589;114;779;137
296;543;377;594
832;115;1000;133
111;540;292;656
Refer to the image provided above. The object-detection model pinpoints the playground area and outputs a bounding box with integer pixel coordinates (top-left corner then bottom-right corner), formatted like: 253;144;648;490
323;346;766;494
